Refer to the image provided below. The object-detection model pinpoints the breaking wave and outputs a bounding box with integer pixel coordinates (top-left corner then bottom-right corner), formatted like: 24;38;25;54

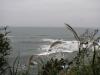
37;39;79;55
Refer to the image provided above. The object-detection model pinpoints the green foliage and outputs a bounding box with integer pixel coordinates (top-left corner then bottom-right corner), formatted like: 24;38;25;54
0;26;11;75
39;24;100;75
65;24;100;75
0;25;100;75
39;58;66;75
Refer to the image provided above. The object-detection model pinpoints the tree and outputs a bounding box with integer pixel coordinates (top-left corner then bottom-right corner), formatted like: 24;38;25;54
0;26;11;75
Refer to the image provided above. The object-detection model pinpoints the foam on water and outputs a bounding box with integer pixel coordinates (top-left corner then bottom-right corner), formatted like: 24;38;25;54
37;39;79;55
42;38;60;42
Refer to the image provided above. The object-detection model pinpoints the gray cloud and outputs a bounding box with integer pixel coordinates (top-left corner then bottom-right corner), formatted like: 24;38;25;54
0;0;100;27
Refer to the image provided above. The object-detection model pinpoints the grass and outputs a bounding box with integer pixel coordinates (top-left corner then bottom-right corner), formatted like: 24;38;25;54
39;24;100;75
0;24;100;75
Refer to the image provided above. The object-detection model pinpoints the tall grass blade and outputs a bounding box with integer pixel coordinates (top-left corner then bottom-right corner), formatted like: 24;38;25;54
48;40;62;51
65;23;80;41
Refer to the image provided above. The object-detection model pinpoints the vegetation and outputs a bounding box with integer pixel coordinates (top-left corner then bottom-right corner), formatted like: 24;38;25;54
0;26;26;75
38;58;66;75
39;24;100;75
0;26;11;75
64;24;100;75
0;24;100;75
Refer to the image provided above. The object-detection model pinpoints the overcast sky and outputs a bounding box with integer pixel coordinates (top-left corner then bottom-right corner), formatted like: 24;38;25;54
0;0;100;27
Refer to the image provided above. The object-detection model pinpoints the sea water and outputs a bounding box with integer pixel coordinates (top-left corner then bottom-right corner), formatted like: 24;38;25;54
8;27;100;57
6;27;100;75
8;27;100;56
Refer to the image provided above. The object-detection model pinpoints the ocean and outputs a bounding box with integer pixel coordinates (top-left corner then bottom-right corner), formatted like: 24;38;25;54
8;27;100;57
6;27;100;75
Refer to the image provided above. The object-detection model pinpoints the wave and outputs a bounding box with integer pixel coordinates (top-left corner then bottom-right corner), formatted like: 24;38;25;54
31;34;49;38
30;35;48;38
39;38;100;56
38;39;79;55
19;41;46;44
37;50;74;56
42;38;64;42
35;34;48;36
6;36;15;38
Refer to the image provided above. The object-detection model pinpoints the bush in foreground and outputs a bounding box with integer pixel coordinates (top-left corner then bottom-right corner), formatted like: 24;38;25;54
39;24;100;75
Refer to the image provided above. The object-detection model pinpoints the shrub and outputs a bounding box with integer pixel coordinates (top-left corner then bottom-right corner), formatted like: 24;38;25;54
0;26;11;75
39;58;66;75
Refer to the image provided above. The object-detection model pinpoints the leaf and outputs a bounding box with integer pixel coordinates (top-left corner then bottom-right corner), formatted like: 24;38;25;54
65;23;80;41
48;40;62;51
